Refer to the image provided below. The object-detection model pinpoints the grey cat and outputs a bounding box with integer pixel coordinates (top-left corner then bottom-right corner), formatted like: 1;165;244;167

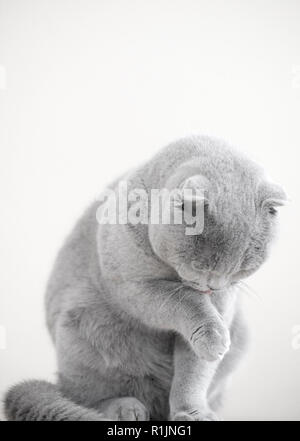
4;136;287;421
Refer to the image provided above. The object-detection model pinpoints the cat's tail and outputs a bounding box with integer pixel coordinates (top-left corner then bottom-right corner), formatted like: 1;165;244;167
4;380;108;421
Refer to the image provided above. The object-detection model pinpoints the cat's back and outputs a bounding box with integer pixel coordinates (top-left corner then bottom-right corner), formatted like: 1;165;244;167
139;135;256;191
45;201;101;341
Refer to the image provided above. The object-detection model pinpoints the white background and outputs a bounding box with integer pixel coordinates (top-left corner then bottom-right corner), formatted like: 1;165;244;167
0;0;300;420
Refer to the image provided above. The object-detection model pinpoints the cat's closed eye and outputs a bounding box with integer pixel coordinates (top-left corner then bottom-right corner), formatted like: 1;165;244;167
268;206;277;216
262;203;281;218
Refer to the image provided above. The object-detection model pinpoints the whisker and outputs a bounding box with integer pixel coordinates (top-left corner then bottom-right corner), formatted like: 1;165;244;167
240;281;261;299
173;289;190;313
158;285;183;312
236;281;262;302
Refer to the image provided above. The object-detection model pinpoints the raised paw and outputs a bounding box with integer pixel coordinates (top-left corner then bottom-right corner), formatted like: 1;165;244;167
191;318;231;361
100;397;150;421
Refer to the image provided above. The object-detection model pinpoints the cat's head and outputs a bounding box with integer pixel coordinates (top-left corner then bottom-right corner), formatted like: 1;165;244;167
148;148;287;293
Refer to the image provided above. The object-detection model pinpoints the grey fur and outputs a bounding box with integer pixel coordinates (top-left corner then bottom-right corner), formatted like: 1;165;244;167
4;136;286;421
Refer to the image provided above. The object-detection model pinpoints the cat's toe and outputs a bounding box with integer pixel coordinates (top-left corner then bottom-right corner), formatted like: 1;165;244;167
105;397;150;421
172;409;220;421
200;411;220;421
172;411;194;421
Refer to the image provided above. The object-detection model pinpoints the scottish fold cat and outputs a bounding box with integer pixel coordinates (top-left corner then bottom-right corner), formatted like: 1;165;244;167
5;136;286;421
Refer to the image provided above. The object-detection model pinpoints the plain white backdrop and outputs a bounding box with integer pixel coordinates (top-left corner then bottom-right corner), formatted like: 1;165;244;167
0;0;300;420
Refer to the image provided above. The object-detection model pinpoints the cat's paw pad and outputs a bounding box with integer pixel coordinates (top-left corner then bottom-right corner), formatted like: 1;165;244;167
104;397;150;421
191;319;231;361
172;409;220;421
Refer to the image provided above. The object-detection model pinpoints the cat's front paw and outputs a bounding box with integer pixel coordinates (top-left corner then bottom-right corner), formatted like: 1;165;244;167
190;318;231;361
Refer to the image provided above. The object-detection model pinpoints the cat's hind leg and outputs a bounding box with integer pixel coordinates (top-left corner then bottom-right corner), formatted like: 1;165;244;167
4;380;108;421
55;320;152;421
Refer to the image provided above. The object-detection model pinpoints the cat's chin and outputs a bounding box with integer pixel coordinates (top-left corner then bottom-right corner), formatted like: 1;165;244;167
182;280;212;294
182;280;233;294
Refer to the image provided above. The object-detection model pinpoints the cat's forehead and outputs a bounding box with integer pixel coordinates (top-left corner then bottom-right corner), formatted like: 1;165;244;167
168;140;265;188
163;137;285;211
193;157;264;206
207;149;264;184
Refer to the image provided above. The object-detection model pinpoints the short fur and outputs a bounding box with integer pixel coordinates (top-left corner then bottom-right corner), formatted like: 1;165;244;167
4;136;286;421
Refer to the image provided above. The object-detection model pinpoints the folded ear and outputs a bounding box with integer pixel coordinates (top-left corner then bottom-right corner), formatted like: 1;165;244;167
260;181;289;208
174;175;209;211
